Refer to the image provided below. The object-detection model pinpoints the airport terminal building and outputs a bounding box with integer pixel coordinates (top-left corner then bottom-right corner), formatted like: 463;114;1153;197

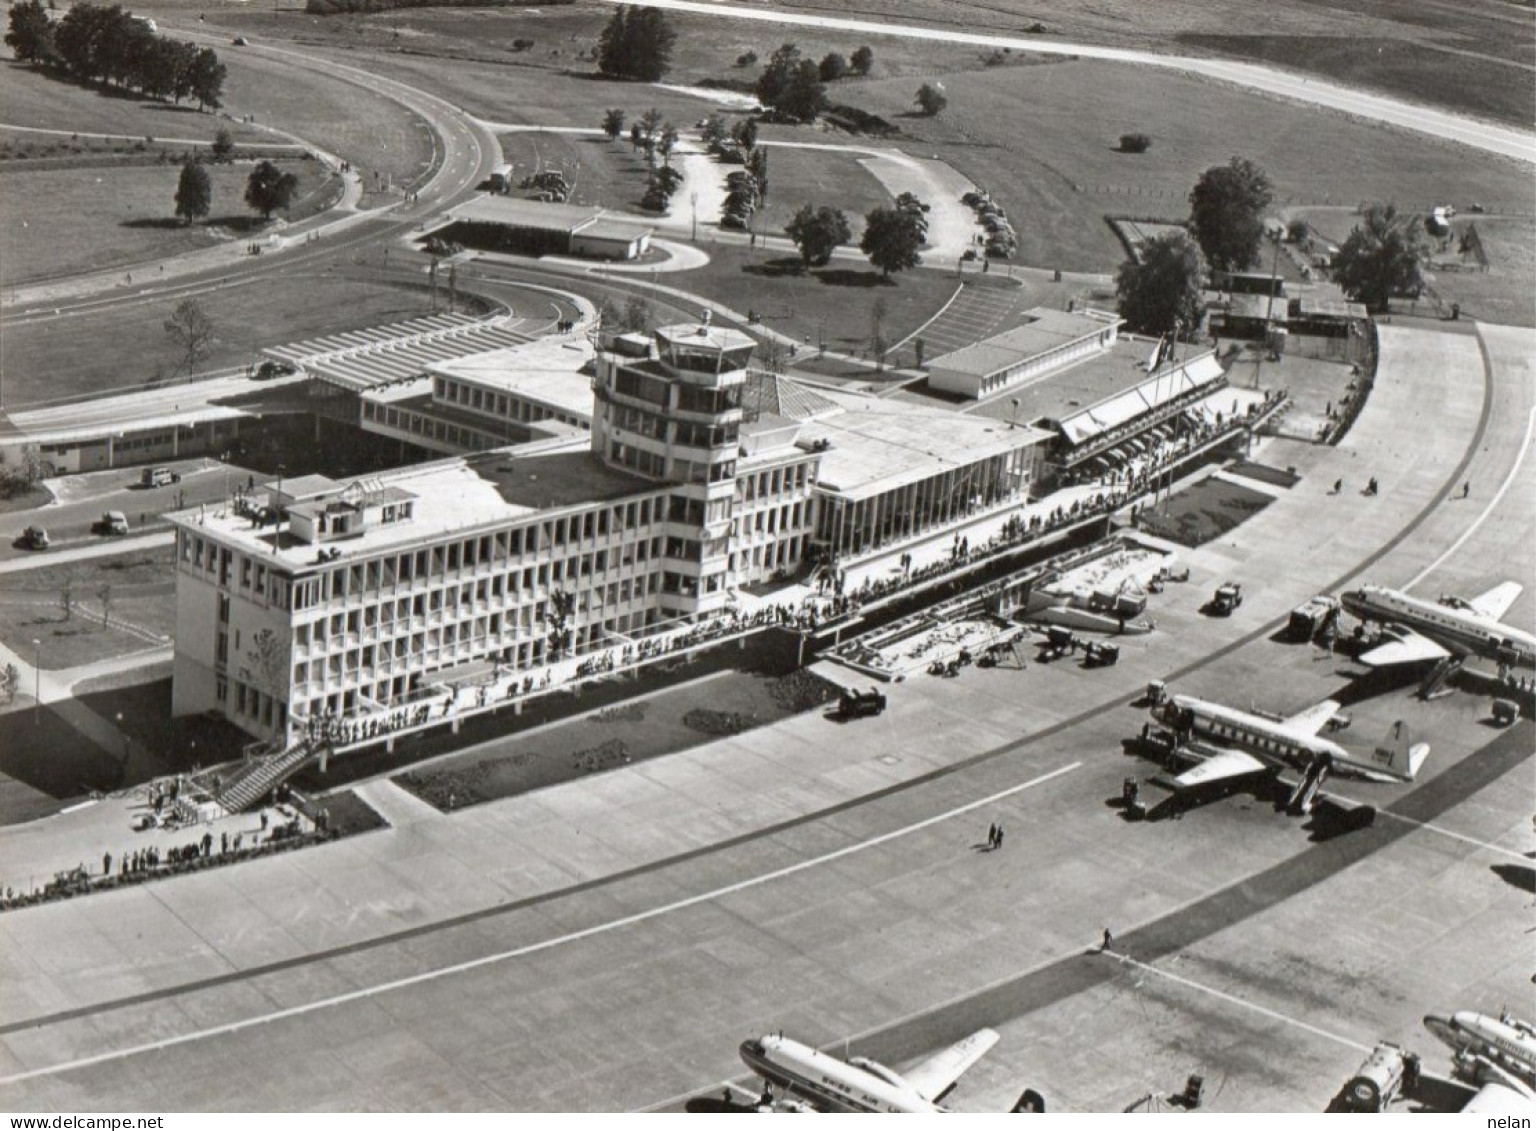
168;318;1044;743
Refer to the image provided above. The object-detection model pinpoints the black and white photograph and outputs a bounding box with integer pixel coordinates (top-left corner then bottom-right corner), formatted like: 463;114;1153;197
0;0;1532;1116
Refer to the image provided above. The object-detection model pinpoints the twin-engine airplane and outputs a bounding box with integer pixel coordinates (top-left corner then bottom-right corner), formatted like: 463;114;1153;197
739;1029;1000;1112
1151;693;1428;814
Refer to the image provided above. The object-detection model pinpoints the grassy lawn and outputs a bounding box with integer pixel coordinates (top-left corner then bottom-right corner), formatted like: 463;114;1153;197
651;240;963;358
0;548;176;669
1176;33;1533;131
0;59;270;143
394;666;834;811
1137;475;1275;547
1;276;433;407
752;144;893;237
1;159;340;287
830;60;1535;274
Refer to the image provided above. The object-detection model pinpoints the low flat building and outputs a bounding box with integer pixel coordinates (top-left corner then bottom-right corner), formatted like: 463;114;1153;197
433;196;654;261
925;307;1122;399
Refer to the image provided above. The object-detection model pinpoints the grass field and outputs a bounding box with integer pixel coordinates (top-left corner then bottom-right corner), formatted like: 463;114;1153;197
830;60;1535;274
1;276;434;406
643;240;963;359
1137;475;1276;547
0;549;176;669
752;144;893;237
0;59;270;144
0;159;339;287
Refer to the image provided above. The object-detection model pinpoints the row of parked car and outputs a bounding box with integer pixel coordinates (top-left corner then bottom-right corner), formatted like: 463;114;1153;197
961;189;1017;259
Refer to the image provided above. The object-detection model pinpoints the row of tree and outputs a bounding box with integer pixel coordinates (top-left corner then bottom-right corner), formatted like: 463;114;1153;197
172;158;299;225
1118;156;1425;337
6;0;227;110
785;202;926;276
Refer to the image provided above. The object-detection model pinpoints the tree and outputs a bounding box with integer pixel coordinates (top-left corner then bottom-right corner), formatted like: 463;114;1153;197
602;107;625;140
5;0;56;64
746;146;769;196
173;159;211;225
700;113;727;147
914;82;947;116
0;443;45;500
860;206;925;276
623;296;650;332
1330;203;1425;313
187;46;225;110
210;127;235;162
1188;156;1274;274
422;236;462;313
818;52;847;82
596;4;675;82
244;160;298;220
755;43;802;108
849;45;874;76
657;122;679;166
785;204;850;269
1114;230;1207;338
0;663;19;705
731;117;758;152
164;298;215;376
1286;217;1310;244
869;297;889;360
245;627;291;723
777;59;827;123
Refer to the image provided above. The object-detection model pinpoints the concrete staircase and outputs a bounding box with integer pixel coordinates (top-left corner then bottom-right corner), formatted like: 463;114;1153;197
215;739;321;814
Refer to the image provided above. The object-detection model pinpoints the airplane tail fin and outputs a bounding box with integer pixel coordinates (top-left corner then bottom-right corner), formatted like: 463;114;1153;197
1375;721;1430;781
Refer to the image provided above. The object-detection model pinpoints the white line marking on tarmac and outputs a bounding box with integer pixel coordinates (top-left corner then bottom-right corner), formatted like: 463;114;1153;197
1374;810;1535;862
1109;953;1373;1053
1405;405;1536;590
0;763;1081;1085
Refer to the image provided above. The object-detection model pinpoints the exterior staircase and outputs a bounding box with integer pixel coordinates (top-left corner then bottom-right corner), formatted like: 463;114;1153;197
215;739;322;814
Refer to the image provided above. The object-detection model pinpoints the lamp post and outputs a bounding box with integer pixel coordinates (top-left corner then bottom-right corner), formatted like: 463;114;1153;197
31;639;40;726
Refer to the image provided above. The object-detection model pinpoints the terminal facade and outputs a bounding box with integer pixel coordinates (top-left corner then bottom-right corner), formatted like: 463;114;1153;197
168;316;1045;744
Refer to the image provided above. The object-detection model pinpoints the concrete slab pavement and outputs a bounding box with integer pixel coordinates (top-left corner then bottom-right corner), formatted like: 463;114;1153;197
0;321;1527;1110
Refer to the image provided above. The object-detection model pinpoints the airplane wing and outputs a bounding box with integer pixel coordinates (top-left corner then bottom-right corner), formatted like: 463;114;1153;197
1357;629;1451;667
1467;581;1524;621
1282;698;1342;737
1169;748;1268;789
905;1029;1000;1103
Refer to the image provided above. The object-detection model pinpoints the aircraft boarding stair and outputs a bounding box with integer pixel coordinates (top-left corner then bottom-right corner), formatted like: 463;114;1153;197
1418;655;1462;700
1287;754;1332;816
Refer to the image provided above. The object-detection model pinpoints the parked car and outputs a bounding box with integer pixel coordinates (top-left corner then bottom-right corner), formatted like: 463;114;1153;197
94;511;130;536
837;686;887;719
141;466;181;488
232;35;248;45
16;525;49;550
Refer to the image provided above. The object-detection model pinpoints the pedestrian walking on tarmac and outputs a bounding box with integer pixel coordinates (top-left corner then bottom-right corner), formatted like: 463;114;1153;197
994;824;1005;850
1462;481;1470;499
1102;927;1114;951
986;822;998;850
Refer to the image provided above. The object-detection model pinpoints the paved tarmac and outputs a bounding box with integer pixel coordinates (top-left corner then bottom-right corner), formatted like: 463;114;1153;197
0;321;1529;1110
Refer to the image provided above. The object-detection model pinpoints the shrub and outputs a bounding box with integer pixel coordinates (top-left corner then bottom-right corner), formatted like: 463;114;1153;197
1286;218;1311;244
736;50;757;66
1119;132;1152;153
